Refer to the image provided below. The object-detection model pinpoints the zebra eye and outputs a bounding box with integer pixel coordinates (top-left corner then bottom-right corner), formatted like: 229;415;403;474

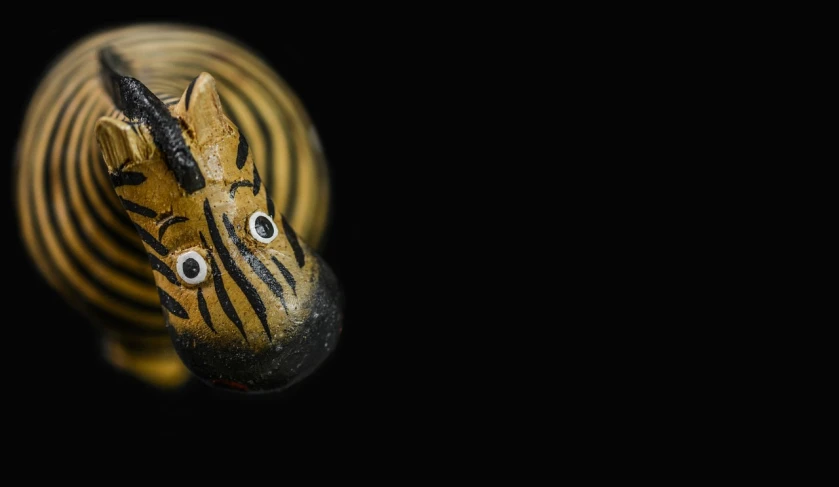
176;251;208;285
249;211;278;243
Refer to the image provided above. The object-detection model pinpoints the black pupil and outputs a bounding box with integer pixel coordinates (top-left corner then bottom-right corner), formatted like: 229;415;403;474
183;258;200;279
255;216;274;238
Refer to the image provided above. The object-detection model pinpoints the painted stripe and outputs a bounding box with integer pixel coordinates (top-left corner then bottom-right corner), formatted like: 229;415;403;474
236;132;249;169
119;196;157;218
88;150;140;234
184;76;198;110
76;131;146;257
281;216;305;268
134;223;169;256
200;232;247;341
252;164;262;196
158;287;189;319
223;213;289;314
197;287;217;333
148;253;178;285
229;180;253;198
203;199;271;340
158;215;189;240
271;256;296;295
110;170;147;187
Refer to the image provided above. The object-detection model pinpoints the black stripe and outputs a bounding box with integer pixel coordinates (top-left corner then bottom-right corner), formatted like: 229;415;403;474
223;213;289;314
229;180;253;198
252;164;261;196
110;170;146;187
236;132;249;169
148;253;178;285
271;256;297;295
119;197;157;218
200;232;247;341
158;287;188;319
89;152;139;235
158;216;189;240
267;195;275;218
203;199;271;341
281;217;305;268
134;223;169;256
184;76;197;110
197;287;217;333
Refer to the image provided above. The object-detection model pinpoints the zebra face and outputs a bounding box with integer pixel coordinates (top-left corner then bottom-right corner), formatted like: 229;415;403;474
95;73;342;392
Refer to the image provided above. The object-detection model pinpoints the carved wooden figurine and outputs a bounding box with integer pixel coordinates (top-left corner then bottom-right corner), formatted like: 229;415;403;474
15;24;342;392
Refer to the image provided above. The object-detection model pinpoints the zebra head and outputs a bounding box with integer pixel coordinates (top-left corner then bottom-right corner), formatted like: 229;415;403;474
95;73;342;392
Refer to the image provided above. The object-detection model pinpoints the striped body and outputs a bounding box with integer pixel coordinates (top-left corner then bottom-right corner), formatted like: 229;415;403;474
14;24;338;390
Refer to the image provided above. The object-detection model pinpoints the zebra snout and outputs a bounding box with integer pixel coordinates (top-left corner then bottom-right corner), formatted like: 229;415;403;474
169;256;343;392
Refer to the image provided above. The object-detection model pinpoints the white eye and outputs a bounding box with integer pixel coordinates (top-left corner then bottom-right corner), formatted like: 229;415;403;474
249;211;278;243
176;251;208;285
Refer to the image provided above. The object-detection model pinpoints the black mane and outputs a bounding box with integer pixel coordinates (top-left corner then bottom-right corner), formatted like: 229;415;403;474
99;48;205;193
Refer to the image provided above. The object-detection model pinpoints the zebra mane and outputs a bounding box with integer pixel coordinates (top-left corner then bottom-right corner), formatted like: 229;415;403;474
98;47;206;193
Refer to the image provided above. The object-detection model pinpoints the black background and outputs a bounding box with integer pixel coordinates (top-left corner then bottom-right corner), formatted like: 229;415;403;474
0;15;460;434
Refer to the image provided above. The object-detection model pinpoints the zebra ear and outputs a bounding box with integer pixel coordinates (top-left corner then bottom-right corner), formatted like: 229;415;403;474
95;117;148;171
176;72;227;141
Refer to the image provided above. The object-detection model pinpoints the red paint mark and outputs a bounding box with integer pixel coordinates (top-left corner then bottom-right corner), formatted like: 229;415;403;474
213;379;249;391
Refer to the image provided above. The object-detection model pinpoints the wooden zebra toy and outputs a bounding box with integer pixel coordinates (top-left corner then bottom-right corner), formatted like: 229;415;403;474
14;24;342;392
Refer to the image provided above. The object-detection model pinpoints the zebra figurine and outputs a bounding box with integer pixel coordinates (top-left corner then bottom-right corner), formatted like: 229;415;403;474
14;24;342;392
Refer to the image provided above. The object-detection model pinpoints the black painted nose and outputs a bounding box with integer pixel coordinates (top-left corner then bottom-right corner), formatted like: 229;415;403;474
170;257;343;392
